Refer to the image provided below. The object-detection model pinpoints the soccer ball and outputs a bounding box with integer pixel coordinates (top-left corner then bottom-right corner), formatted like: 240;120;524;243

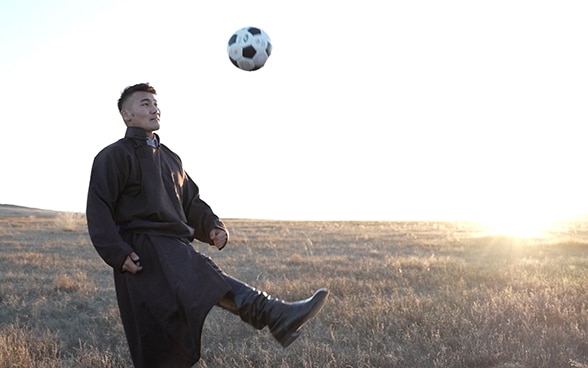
227;27;272;71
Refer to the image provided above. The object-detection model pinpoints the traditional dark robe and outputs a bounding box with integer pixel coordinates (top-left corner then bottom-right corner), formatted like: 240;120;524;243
86;127;231;367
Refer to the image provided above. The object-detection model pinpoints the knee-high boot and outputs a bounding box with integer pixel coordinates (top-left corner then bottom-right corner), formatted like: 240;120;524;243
216;275;328;348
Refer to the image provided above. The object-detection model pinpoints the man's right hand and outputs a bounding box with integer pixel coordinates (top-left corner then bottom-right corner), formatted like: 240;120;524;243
122;252;143;274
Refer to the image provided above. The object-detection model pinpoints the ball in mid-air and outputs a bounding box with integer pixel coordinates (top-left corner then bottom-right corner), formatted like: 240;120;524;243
227;27;272;71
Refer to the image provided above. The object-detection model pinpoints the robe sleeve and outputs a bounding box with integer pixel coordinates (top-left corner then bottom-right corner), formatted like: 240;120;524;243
183;173;229;248
86;148;135;269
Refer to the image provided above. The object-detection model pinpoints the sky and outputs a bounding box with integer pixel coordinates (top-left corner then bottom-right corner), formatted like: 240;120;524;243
0;0;587;225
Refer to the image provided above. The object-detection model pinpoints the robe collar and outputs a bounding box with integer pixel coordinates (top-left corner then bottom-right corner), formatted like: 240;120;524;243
125;127;160;147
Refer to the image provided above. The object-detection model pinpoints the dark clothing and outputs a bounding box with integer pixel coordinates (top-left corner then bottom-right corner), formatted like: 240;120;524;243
115;233;228;367
86;127;225;270
86;127;231;367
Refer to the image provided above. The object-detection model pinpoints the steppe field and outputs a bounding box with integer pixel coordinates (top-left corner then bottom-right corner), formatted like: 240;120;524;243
1;205;588;368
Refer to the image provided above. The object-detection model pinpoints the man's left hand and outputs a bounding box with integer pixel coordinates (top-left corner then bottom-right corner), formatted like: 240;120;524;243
210;228;228;250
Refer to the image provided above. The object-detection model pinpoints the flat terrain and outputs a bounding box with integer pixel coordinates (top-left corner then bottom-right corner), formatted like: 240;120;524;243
1;205;588;367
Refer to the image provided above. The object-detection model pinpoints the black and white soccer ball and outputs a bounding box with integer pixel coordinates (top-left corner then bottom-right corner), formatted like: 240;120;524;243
227;27;272;71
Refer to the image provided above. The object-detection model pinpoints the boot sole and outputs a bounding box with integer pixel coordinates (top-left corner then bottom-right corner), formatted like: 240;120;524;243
279;288;329;348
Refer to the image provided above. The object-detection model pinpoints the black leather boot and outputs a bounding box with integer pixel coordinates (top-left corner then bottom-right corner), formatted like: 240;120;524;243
216;275;328;347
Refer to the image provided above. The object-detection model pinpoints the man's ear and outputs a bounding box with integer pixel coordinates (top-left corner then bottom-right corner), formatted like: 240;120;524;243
121;109;131;122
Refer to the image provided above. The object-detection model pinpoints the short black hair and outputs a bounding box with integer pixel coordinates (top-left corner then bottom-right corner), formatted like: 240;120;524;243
117;83;157;111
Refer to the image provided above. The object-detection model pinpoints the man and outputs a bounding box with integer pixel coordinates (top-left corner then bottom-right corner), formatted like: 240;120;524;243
86;83;328;368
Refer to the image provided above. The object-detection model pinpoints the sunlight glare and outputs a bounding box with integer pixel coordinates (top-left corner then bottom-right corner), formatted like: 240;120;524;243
477;212;559;239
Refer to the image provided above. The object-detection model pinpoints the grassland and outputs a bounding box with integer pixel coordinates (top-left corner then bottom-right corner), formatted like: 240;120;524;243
1;205;588;367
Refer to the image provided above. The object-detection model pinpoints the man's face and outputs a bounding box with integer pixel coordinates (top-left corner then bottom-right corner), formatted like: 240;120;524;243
121;91;161;134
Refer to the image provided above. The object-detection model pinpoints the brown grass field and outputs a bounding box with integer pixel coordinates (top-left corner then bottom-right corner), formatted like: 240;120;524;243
1;205;588;368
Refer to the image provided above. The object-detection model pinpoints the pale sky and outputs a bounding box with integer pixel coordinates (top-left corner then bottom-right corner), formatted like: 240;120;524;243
1;0;587;225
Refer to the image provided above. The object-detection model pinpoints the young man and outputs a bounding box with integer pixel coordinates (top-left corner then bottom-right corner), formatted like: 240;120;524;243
86;83;328;368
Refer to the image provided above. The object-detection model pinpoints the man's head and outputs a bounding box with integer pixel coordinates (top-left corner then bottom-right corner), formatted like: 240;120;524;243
118;83;160;135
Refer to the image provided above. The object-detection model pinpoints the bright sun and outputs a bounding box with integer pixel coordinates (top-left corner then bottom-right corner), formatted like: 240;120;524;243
476;211;561;239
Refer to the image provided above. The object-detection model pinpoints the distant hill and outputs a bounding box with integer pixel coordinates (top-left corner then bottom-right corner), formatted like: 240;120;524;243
0;204;60;217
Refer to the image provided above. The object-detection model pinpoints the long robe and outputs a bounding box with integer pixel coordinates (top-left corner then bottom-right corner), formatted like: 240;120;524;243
86;127;230;367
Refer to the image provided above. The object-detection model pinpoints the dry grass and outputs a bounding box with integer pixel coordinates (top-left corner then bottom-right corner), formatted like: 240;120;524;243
1;206;588;367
